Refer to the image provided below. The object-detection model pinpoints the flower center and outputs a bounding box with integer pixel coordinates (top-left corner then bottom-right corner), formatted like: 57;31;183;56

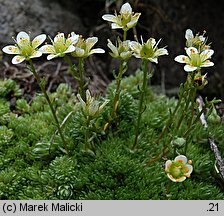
190;53;202;67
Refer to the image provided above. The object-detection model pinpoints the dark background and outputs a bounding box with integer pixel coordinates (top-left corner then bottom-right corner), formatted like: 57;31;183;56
0;0;223;101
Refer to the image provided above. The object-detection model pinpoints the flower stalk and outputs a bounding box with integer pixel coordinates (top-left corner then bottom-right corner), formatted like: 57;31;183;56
133;59;148;149
27;60;68;154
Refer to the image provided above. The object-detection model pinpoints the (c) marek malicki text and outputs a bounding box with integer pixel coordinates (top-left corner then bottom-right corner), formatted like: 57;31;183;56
19;202;83;212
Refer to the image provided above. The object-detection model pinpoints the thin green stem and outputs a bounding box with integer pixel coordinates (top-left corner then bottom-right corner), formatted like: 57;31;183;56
123;30;127;41
133;59;149;149
27;60;68;154
78;58;86;101
85;116;90;151
112;60;127;118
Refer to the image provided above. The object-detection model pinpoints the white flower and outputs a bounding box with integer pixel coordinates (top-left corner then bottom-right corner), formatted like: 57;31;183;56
39;32;79;60
130;38;168;63
165;155;193;183
71;36;105;58
102;2;141;31
77;90;109;118
107;38;132;60
185;29;210;51
2;31;46;64
174;47;214;72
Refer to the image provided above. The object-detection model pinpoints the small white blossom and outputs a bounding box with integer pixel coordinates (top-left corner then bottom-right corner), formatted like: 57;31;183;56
71;36;105;58
107;38;132;60
102;3;141;31
39;32;79;60
165;155;193;183
2;31;46;64
130;38;168;63
174;47;214;72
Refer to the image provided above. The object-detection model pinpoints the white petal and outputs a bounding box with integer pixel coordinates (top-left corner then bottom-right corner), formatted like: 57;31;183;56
120;3;132;14
107;39;118;56
184;65;198;72
185;29;194;40
12;55;25;64
89;48;105;55
174;55;189;63
155;48;168;56
201;61;214;67
199;35;206;42
102;14;117;22
111;23;122;29
165;160;172;170
186;47;198;57
30;51;42;58
39;45;55;54
175;155;188;164
66;33;79;46
176;176;187;182
120;51;132;59
54;33;65;43
127;18;139;29
129;41;141;51
2;45;20;54
32;34;46;48
146;38;156;48
47;54;60;60
167;174;178;182
16;31;30;45
74;47;85;57
64;45;75;54
86;37;98;50
185;164;193;176
200;49;214;61
148;57;158;64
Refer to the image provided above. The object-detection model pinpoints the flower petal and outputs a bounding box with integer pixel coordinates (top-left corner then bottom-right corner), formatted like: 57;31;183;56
174;55;189;63
184;65;198;72
32;34;46;48
148;57;158;64
12;55;25;64
186;47;198;57
185;164;193;176
107;39;118;56
47;54;60;60
185;29;194;41
86;37;98;50
127;15;140;29
165;160;172;171
74;47;85;57
2;45;20;54
30;51;42;58
39;45;55;54
66;33;79;46
120;3;132;14
54;33;65;43
111;23;122;29
155;48;168;56
16;31;30;45
89;48;105;55
64;45;75;54
201;60;214;67
129;41;141;52
200;49;214;61
102;14;117;22
167;174;178;182
176;176;186;183
175;155;188;164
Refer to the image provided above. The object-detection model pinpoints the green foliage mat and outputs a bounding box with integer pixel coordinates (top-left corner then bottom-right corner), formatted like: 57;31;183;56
0;73;224;200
